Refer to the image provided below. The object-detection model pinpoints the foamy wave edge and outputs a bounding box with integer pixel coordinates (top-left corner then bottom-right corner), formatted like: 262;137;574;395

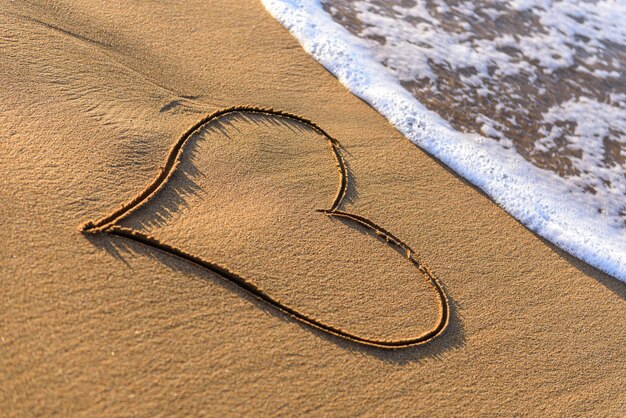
261;0;625;283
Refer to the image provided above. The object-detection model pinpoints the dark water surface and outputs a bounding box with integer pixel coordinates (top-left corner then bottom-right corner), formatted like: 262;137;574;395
324;0;626;219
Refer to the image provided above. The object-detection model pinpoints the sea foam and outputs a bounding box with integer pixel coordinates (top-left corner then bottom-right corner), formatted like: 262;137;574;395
260;0;626;282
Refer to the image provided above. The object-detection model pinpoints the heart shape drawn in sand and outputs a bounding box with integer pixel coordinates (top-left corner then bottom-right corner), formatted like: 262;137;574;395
82;106;449;348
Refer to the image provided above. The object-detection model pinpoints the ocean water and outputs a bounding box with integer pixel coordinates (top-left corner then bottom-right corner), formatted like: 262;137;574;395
261;0;626;282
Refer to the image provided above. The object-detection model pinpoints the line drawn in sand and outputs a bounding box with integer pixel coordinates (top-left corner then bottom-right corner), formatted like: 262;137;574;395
81;106;450;349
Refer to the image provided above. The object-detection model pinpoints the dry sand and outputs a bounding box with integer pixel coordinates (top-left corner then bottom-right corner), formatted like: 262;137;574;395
1;0;624;416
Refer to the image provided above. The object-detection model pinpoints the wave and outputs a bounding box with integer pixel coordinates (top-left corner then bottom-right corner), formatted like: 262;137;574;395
261;0;626;282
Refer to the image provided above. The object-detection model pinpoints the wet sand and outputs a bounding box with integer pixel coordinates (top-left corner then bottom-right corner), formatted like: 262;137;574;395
1;0;625;415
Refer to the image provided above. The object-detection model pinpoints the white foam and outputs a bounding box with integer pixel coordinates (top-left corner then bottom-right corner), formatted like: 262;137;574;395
260;0;626;282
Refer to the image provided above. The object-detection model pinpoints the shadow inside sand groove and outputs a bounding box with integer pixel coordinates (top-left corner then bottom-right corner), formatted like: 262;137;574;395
121;110;358;231
121;130;205;231
225;112;361;208
85;232;465;362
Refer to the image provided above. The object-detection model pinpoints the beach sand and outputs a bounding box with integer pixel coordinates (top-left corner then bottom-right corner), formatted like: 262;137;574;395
1;0;624;415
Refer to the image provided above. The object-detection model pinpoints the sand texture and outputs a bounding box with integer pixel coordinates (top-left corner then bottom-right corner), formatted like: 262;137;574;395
1;0;625;416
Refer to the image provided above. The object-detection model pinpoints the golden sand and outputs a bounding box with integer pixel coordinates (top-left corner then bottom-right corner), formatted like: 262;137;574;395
1;0;624;415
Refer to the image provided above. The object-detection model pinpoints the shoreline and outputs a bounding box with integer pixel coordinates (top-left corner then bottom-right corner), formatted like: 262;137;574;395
261;0;626;283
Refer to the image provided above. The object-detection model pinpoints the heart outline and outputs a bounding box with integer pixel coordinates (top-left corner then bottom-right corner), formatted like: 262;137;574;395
82;106;449;348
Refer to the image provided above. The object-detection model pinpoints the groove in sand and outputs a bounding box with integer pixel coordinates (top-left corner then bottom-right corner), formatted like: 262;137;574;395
81;106;450;349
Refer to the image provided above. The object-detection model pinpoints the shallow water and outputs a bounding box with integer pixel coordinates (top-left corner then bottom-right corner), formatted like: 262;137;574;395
325;0;625;215
261;0;626;281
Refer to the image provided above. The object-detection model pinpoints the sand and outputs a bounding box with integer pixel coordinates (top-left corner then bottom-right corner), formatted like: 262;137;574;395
1;0;624;416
